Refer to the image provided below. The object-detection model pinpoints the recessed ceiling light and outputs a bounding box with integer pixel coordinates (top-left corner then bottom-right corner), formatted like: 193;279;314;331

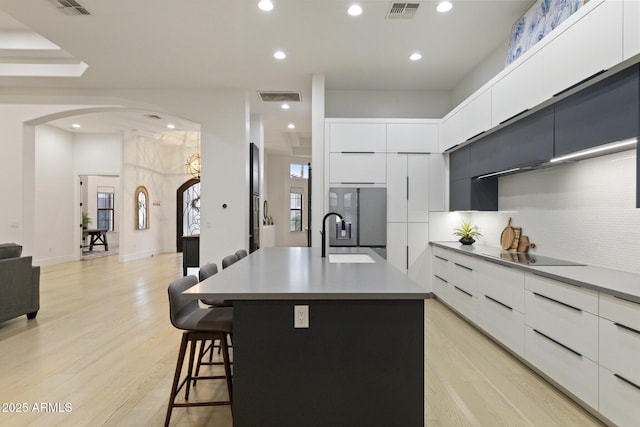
274;50;286;60
258;0;273;11
347;4;363;16
288;123;295;129
281;103;290;110
409;52;422;61
71;123;81;128
167;124;176;129
436;1;453;13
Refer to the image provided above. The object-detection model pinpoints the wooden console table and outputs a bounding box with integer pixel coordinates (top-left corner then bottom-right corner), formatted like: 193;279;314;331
83;229;109;251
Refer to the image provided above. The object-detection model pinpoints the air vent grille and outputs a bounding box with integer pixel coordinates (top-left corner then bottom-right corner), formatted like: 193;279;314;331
258;91;302;102
145;114;163;120
48;0;91;15
386;2;420;19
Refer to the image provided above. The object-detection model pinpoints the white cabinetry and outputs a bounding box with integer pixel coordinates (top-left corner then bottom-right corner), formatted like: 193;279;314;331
491;53;543;126
624;0;640;60
328;122;386;152
542;0;624;98
329;152;386;184
478;262;525;356
433;250;478;322
386;154;430;223
598;294;640;427
440;89;491;152
386;222;429;288
387;123;438;152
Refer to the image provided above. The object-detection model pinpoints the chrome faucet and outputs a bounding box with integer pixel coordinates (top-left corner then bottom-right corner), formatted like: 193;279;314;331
321;212;344;258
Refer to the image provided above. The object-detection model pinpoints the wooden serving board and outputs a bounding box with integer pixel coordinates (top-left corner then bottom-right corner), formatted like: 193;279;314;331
510;227;521;251
500;217;515;250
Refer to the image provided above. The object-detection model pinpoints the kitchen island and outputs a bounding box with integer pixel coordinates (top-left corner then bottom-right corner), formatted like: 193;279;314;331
184;247;429;427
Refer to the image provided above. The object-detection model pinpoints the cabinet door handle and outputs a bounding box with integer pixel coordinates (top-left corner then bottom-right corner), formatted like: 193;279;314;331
406;246;409;271
614;374;640;392
341;151;375;154
614;322;640;336
533;329;582;358
614;295;640;305
435;255;448;262
484;295;513;311
553;69;606;97
454;286;472;298
454;262;473;271
533;292;582;312
406;175;409;200
434;275;448;284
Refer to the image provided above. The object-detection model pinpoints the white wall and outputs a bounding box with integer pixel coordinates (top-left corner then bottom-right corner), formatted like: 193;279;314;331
34;125;75;265
431;150;640;275
265;152;310;247
74;133;122;175
326;89;452;119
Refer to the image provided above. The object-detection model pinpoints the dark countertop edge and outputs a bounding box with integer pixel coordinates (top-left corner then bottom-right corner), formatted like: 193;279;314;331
187;293;430;301
430;241;640;305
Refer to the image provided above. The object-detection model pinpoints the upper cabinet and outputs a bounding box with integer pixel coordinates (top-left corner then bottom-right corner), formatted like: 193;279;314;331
328;122;386;152
542;0;623;99
440;89;492;152
387;123;438;153
624;0;640;60
491;53;544;127
555;64;639;157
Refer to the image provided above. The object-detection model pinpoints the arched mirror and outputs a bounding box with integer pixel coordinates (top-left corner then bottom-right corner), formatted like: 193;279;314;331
135;186;150;230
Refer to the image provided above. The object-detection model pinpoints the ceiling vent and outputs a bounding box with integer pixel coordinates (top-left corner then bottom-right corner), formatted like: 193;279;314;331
386;2;420;19
258;91;302;103
48;0;91;16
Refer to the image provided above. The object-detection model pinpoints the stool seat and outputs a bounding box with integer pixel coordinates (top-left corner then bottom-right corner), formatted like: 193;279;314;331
176;306;232;333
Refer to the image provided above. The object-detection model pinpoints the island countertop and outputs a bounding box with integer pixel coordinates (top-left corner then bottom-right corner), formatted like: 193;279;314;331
183;246;429;300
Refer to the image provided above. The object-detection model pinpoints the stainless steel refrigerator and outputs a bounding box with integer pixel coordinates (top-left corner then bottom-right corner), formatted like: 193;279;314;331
328;187;387;258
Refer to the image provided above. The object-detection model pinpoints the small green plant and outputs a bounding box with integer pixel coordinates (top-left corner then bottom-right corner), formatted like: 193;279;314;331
82;212;92;227
453;220;482;239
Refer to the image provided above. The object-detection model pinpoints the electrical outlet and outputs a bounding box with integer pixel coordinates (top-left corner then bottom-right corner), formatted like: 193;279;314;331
294;305;309;329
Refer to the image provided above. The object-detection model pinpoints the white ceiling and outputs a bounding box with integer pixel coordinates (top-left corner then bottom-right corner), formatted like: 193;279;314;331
0;0;534;152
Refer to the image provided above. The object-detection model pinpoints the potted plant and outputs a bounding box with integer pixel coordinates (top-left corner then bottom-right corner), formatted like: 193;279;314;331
82;212;92;229
453;220;482;245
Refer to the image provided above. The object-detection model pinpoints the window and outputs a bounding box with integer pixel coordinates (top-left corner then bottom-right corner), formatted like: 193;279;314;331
135;186;149;230
290;189;303;232
290;163;309;179
97;190;114;231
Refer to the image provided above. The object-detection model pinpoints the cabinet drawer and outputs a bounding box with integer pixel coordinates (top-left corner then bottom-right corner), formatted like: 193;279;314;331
447;287;476;323
432;274;450;302
432;254;449;281
600;317;640;386
525;326;598;409
600;293;640;331
478;261;525;313
599;365;640;427
450;261;477;297
525;273;598;314
525;289;598;362
329;153;386;184
328;122;386;152
478;295;524;357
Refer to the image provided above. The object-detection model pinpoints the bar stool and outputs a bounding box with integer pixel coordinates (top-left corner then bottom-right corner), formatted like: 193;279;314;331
235;249;248;259
222;254;239;269
164;275;233;427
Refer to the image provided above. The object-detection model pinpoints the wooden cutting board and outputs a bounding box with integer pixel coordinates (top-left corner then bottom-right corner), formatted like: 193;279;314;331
510;227;521;251
500;217;515;249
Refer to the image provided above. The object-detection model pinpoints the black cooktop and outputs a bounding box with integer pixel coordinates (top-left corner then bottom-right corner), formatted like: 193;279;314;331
484;252;586;266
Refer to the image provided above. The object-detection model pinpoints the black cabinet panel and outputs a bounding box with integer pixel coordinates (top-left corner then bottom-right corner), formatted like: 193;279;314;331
469;132;504;177
502;105;555;168
555;64;639;157
449;146;470;180
449;177;498;211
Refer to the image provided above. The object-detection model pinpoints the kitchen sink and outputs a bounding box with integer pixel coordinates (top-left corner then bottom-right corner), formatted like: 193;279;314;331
328;253;375;264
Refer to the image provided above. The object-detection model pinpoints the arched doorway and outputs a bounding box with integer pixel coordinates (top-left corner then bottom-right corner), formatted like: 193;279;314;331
176;178;201;252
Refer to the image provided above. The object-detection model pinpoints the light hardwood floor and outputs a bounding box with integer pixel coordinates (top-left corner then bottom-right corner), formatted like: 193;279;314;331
0;253;604;426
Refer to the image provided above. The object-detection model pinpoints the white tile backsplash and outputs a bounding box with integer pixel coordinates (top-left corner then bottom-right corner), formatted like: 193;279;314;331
430;149;640;274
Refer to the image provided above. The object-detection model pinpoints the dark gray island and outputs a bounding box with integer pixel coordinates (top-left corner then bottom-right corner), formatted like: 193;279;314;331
184;247;428;427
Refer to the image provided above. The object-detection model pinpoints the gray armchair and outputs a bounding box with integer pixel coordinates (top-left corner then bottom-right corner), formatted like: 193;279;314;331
0;243;40;323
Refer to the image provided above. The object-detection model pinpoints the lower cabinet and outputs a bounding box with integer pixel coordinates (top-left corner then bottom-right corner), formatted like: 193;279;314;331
599;365;640;427
431;245;640;425
387;222;429;288
525;326;599;409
